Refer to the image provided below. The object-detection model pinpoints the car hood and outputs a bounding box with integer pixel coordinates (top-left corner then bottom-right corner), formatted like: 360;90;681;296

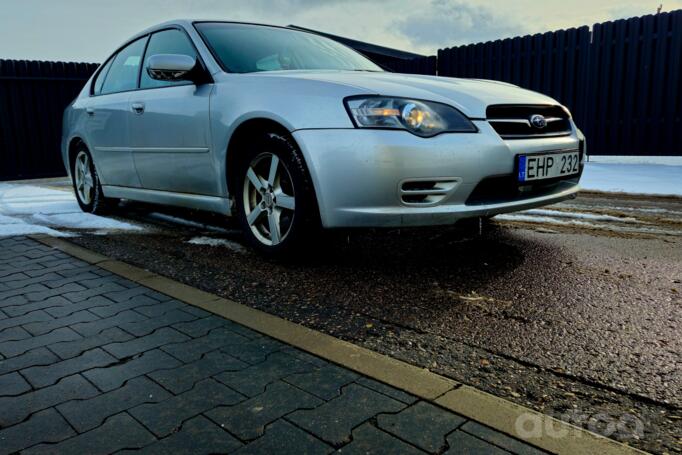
255;70;560;119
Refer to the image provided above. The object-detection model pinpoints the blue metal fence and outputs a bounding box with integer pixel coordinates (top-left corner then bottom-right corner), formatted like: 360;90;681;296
432;10;682;156
437;27;590;128
584;11;682;157
0;59;98;180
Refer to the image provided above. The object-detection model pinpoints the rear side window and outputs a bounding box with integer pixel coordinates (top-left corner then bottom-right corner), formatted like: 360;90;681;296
92;58;113;95
100;36;148;95
141;29;198;89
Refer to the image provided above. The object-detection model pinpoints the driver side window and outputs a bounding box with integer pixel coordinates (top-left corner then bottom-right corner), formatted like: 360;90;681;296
141;29;198;89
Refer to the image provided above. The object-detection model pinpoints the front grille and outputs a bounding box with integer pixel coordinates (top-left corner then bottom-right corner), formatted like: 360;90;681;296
400;179;458;205
487;104;572;139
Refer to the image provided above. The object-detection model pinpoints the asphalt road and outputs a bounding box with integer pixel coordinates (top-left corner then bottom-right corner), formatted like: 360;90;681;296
65;191;682;454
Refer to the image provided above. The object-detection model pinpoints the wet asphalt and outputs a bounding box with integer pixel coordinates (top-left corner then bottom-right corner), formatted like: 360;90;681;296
65;191;682;454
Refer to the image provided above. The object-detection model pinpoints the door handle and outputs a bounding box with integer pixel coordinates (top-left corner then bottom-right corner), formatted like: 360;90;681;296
131;102;145;114
85;107;95;116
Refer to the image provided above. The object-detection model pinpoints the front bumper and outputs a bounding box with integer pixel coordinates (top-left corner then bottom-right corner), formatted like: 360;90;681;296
293;121;583;228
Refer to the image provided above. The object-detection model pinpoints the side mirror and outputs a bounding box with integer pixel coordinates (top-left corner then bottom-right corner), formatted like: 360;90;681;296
146;54;198;82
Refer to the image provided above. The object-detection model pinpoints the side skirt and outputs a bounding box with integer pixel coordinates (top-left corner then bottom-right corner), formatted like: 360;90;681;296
102;185;232;215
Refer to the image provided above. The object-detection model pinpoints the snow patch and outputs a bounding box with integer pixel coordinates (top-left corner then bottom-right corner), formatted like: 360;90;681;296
0;223;72;238
497;214;595;227
559;203;678;215
186;236;247;253
0;183;141;238
521;209;640;223
0;184;79;215
496;213;680;236
0;214;24;225
588;155;682;166
31;213;140;231
581;163;682;196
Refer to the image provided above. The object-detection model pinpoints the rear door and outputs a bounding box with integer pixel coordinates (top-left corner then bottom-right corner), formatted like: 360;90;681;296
85;36;148;188
129;28;217;196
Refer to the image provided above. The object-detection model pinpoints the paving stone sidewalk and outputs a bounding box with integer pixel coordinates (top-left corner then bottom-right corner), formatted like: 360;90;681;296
0;236;548;454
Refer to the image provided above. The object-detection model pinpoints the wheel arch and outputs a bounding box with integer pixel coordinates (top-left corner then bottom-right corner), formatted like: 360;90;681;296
225;117;323;231
67;136;87;176
225;117;299;198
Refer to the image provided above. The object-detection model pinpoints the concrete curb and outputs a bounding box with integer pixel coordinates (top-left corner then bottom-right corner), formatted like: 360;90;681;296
436;387;640;455
30;234;647;455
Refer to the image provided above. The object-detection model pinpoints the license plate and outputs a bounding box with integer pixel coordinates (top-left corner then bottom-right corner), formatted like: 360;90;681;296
518;151;580;182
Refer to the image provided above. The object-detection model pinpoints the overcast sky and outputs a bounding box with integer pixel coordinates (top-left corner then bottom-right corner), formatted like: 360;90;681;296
1;0;680;62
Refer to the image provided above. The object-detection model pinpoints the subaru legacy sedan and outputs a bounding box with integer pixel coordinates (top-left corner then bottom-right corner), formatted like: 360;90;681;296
63;20;584;254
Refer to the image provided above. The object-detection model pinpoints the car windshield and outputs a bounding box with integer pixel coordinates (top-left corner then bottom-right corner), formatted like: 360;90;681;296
195;22;383;73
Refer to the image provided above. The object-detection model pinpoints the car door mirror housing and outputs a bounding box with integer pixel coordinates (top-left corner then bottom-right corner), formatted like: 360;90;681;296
146;54;199;82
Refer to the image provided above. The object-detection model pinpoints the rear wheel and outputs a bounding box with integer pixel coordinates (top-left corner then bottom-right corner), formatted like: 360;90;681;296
72;147;117;214
235;133;319;255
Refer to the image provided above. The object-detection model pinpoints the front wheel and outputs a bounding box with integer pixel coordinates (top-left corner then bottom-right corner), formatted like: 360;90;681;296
235;133;319;256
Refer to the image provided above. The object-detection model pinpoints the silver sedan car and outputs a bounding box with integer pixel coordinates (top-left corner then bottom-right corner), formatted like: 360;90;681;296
63;20;584;254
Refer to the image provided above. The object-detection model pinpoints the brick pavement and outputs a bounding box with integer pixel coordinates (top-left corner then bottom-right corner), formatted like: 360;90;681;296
0;236;548;454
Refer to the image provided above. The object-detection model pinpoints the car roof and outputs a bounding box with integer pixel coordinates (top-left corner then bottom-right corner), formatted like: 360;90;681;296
132;19;301;38
97;20;356;76
115;20;298;62
112;20;321;75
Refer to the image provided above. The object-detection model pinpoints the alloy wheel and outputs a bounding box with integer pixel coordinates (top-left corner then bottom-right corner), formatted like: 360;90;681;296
242;152;296;246
74;151;94;205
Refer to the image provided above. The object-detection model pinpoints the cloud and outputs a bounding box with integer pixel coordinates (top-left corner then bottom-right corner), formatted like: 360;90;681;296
394;0;527;50
3;0;680;62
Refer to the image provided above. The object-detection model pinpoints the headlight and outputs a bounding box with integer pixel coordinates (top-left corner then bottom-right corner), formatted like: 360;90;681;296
345;96;477;137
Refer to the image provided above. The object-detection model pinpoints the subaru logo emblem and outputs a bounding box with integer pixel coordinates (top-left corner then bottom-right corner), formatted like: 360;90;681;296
530;114;547;129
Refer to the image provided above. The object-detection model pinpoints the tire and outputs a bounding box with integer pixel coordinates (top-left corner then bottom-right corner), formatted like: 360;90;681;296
234;132;319;256
71;147;117;214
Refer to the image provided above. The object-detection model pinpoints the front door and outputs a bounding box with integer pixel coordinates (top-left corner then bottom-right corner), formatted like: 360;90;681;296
129;28;217;196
